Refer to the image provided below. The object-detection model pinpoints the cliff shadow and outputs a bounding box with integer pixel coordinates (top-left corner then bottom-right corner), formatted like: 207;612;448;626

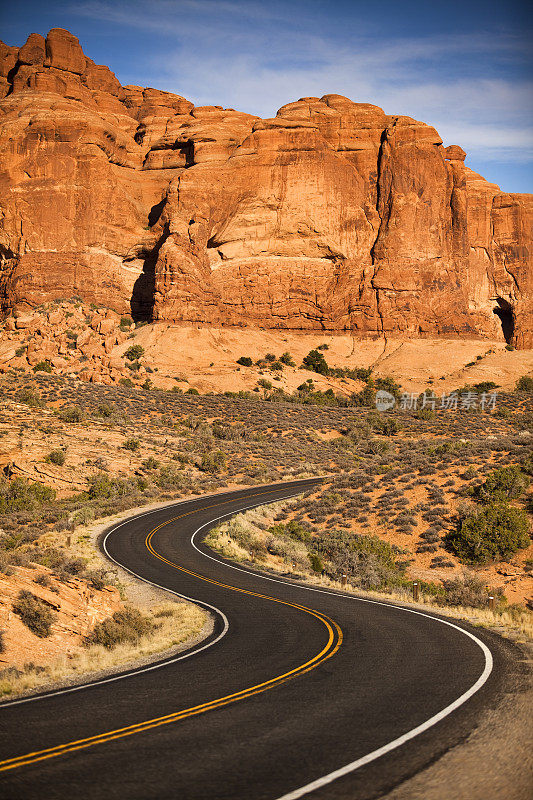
130;221;169;323
493;298;515;344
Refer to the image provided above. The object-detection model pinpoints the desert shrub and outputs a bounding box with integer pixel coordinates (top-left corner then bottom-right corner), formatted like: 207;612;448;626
59;405;84;423
445;503;530;565
270;520;311;543
119;377;134;388
71;506;95;527
468;465;528;502
441;572;503;608
258;379;273;390
368;414;399;436
86;607;154;649
200;450;227;474
0;478;55;515
87;473;131;500
142;456;160;470
12;591;55;638
374;376;402;397
302;349;329;375
186;388;200;395
473;381;499;393
15;387;43;407
33;361;52;373
155;465;184;490
280;352;296;367
46;449;66;466
516;375;533;392
316;530;405;590
120;315;133;331
123;438;140;451
34;573;51;588
415;408;434;420
124;345;144;361
236;356;253;367
350;383;376;407
309;553;324;572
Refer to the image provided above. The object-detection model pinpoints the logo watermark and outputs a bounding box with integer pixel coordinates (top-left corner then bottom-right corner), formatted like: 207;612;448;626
375;390;498;412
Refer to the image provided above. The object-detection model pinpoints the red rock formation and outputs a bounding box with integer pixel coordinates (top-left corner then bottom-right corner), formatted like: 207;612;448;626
0;28;531;347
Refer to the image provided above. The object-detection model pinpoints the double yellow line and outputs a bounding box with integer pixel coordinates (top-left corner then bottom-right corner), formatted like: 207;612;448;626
0;488;342;774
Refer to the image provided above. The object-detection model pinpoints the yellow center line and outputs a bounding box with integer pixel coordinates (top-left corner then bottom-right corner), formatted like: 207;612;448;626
0;487;343;774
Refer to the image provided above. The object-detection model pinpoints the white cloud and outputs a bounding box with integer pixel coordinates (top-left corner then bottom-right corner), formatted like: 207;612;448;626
70;0;533;163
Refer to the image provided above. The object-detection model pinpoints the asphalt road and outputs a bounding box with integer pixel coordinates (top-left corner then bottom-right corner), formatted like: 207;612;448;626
0;479;508;800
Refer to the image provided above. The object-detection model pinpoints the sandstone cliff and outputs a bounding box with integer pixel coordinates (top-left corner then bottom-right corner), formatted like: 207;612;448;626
0;29;531;347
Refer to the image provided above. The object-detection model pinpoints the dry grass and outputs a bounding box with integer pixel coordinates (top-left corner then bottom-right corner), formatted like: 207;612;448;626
207;503;533;641
0;601;207;700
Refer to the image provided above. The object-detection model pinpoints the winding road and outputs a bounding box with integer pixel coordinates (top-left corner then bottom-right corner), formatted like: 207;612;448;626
0;480;507;799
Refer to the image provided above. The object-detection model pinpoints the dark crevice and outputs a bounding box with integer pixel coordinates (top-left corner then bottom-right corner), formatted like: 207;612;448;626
130;222;170;323
493;298;515;344
148;199;166;227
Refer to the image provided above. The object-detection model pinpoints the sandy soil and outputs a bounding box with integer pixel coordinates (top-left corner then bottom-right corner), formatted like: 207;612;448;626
122;323;533;393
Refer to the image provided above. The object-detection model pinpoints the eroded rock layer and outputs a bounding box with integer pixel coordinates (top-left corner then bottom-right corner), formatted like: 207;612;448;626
0;29;531;346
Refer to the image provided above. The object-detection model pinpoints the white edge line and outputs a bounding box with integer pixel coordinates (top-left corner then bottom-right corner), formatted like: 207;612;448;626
188;497;495;800
0;481;316;709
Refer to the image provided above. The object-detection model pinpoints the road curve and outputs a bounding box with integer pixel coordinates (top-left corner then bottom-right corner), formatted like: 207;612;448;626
0;480;505;800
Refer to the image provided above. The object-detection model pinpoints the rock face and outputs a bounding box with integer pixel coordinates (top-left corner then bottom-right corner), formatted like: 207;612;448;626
0;29;531;347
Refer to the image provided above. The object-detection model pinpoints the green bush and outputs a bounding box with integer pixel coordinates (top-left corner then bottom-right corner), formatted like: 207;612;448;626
368;414;399;436
469;465;528;503
59;405;84;423
473;381;499;393
374;376;402;398
279;352;296;367
96;403;113;417
13;591;55;638
15;346;26;357
236;356;253;367
119;377;134;387
258;378;273;390
33;361;52;373
445;503;530;565
309;553;324;573
516;375;533;392
316;530;405;590
46;449;66;466
87;473;132;500
270;520;311;543
302;349;329;375
120;315;133;330
86;607;154;649
124;344;145;361
15;387;43;407
154;464;185;490
142;456;160;470
200;450;227;474
123;438;140;451
186;387;200;395
0;478;56;515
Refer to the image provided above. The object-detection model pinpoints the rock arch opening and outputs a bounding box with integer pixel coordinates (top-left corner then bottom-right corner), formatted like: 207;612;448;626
493;298;515;345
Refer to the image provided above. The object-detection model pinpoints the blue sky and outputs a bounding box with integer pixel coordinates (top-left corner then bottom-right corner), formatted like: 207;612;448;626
2;0;532;192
